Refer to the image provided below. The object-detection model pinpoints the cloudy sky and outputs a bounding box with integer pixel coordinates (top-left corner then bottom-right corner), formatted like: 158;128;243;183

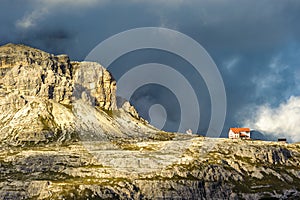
2;0;300;142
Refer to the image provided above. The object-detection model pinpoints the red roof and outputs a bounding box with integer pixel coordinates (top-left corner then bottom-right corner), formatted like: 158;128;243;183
230;128;250;134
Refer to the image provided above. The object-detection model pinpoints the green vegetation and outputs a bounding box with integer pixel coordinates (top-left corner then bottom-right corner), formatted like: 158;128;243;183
150;131;175;141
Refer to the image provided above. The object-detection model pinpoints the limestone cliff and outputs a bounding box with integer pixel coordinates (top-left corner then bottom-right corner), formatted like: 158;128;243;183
0;44;300;200
0;44;149;145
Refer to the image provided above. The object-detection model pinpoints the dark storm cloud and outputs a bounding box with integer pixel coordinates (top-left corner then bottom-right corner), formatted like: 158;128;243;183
1;0;300;139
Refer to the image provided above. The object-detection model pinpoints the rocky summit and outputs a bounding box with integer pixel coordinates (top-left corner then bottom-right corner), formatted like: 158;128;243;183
0;44;300;200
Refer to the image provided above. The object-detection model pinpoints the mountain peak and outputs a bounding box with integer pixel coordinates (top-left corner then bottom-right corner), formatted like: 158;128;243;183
0;43;48;55
0;44;300;199
0;43;158;145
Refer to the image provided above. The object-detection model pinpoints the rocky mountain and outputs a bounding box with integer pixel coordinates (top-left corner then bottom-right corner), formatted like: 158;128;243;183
0;43;155;146
0;44;300;200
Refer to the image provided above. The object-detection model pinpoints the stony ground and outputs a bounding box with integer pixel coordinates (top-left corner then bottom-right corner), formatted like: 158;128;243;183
0;137;300;199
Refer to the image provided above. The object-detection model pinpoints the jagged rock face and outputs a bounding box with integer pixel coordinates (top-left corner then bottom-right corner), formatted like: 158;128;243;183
1;44;300;200
72;61;117;110
0;43;116;110
0;44;138;144
0;45;73;107
117;96;140;119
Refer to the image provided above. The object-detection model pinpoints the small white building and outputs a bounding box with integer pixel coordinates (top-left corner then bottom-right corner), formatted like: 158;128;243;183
186;129;193;135
228;128;251;139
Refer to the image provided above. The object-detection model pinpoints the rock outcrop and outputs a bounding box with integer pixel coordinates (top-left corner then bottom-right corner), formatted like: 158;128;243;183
0;138;299;199
0;43;116;110
0;44;300;200
0;44;157;145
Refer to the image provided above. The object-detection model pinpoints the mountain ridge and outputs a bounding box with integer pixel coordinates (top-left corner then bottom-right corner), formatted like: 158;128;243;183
0;44;300;199
0;43;161;146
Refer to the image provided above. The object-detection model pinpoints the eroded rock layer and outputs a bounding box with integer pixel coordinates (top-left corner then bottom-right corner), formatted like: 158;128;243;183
0;44;147;145
0;44;300;200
